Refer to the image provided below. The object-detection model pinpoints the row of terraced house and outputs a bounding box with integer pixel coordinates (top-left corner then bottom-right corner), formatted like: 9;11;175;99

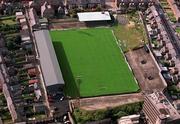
143;5;180;123
0;9;66;123
22;0;156;19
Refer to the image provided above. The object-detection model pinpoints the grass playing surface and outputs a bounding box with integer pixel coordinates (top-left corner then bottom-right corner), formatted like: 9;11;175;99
50;28;139;97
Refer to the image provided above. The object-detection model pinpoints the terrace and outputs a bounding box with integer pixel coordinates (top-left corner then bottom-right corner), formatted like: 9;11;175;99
144;5;180;100
0;11;49;122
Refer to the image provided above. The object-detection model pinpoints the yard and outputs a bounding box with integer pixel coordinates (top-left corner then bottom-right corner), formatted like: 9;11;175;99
113;13;146;52
0;94;12;123
176;27;180;33
50;28;139;98
0;16;17;25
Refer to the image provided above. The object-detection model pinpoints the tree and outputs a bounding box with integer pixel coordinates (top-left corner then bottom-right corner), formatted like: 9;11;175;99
6;39;15;50
73;102;143;124
114;111;128;118
95;6;102;11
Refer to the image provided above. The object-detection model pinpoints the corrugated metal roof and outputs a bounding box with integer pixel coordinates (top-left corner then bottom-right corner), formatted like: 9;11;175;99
34;30;64;86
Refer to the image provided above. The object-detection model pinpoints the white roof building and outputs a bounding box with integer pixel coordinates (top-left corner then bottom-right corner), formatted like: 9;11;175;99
15;11;25;20
77;11;111;22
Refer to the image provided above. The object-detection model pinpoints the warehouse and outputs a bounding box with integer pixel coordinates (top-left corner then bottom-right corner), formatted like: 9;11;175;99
34;30;64;93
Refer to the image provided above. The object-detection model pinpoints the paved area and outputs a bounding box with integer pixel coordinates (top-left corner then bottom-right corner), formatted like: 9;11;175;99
125;47;166;92
50;100;70;117
71;93;143;111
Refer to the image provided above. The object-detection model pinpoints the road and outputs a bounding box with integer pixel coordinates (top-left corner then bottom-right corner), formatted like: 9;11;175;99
156;5;180;57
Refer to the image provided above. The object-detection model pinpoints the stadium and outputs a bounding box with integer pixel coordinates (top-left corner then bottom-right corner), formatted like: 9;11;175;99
50;28;139;98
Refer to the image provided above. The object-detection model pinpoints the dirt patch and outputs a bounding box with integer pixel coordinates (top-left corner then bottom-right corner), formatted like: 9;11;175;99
117;15;129;25
125;47;166;92
127;21;135;28
50;21;86;29
71;93;143;111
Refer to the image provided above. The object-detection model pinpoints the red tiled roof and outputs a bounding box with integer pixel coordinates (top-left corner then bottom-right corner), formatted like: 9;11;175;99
28;68;39;76
28;79;39;85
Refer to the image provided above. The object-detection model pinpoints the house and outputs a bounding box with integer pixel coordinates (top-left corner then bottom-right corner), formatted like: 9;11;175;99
154;50;163;59
22;42;33;51
67;0;105;9
33;103;46;114
28;8;39;30
29;1;41;13
15;11;25;20
29;79;39;85
88;0;105;8
39;18;48;29
0;81;2;92
34;89;42;100
3;83;18;122
117;0;129;12
0;117;3;124
48;0;64;9
41;1;55;18
23;63;35;70
117;0;154;12
25;55;35;63
28;68;39;77
19;18;28;30
20;30;31;42
173;100;180;111
29;0;63;14
0;33;5;48
20;21;28;30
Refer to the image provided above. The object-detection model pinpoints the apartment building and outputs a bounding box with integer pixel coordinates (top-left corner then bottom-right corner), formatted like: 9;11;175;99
143;92;180;124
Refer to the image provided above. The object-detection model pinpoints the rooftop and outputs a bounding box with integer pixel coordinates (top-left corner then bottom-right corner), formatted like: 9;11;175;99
34;30;64;87
15;12;23;16
28;8;38;27
77;11;111;22
147;92;180;120
118;114;140;124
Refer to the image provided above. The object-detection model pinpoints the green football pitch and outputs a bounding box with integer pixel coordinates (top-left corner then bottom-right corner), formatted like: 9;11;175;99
50;28;139;97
